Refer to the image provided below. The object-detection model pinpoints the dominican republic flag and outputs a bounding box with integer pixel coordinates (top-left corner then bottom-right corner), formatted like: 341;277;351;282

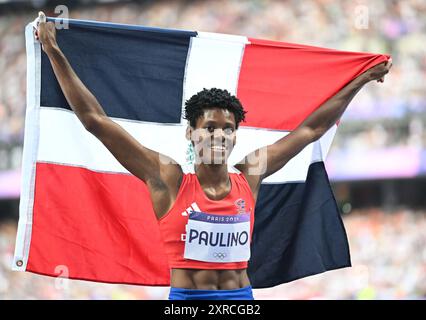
13;17;390;289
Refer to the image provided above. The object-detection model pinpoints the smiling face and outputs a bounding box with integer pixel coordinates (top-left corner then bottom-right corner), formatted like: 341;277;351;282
186;107;237;165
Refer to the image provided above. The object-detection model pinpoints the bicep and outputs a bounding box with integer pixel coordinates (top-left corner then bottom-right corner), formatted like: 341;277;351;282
264;126;316;178
237;126;316;183
88;116;181;183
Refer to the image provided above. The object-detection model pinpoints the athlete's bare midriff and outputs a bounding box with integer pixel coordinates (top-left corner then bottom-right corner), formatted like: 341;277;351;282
171;268;251;290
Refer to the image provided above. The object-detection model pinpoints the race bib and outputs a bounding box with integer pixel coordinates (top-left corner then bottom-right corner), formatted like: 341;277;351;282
183;211;251;263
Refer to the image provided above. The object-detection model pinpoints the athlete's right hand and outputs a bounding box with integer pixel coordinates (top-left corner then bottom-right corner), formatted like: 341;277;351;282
34;11;57;53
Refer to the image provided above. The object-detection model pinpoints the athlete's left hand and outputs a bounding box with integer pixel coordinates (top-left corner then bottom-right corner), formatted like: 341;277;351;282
362;59;392;83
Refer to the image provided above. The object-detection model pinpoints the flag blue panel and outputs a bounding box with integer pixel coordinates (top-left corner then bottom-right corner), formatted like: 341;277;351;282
248;162;351;289
41;18;196;123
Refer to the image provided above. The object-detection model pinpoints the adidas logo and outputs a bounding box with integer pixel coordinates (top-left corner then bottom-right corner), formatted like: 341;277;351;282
181;202;201;216
180;203;201;242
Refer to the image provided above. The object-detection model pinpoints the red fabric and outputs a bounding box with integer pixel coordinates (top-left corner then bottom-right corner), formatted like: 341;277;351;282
27;163;170;285
27;164;255;284
158;172;255;269
237;38;391;131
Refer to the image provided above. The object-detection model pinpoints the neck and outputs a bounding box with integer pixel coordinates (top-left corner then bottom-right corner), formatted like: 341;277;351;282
194;163;229;187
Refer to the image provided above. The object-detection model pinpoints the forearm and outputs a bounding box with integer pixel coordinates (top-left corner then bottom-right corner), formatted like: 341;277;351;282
301;74;368;139
44;44;106;129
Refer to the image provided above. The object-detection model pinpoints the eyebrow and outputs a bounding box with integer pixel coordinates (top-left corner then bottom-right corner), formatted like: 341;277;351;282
203;120;235;127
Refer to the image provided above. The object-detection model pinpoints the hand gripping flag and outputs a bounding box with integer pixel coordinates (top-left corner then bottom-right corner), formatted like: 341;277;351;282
13;17;390;288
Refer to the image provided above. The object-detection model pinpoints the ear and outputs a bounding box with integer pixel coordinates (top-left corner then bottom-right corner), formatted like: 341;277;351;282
186;126;192;141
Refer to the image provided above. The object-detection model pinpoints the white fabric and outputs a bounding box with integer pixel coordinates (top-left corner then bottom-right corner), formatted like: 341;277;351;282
182;33;247;107
13;22;41;271
37;108;336;183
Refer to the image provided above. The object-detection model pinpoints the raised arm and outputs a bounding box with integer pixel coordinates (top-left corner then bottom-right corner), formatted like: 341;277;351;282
36;13;182;218
236;59;392;199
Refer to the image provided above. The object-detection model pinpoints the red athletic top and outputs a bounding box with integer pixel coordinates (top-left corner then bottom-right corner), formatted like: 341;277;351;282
158;170;255;269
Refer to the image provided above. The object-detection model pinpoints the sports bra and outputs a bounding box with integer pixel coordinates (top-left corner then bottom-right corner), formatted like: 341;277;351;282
158;167;255;269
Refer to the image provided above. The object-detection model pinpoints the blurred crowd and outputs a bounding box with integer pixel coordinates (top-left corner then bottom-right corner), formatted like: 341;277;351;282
1;208;425;299
255;208;426;299
0;0;425;171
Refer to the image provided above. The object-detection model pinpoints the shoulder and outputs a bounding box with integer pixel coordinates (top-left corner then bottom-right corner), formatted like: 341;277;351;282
230;164;261;202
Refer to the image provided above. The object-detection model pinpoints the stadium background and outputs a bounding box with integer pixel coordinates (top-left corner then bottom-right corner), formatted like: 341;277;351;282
0;0;425;299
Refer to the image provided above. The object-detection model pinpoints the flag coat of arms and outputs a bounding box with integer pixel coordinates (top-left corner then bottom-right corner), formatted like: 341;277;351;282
13;17;390;288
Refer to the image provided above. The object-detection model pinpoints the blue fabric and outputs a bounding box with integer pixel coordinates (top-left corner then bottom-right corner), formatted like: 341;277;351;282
248;162;351;288
169;286;254;300
41;18;195;123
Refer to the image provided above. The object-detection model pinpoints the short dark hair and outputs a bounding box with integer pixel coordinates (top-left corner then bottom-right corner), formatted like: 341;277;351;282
184;88;247;128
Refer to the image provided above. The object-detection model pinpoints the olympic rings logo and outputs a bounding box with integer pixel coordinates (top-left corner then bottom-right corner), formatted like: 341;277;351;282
213;252;227;260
